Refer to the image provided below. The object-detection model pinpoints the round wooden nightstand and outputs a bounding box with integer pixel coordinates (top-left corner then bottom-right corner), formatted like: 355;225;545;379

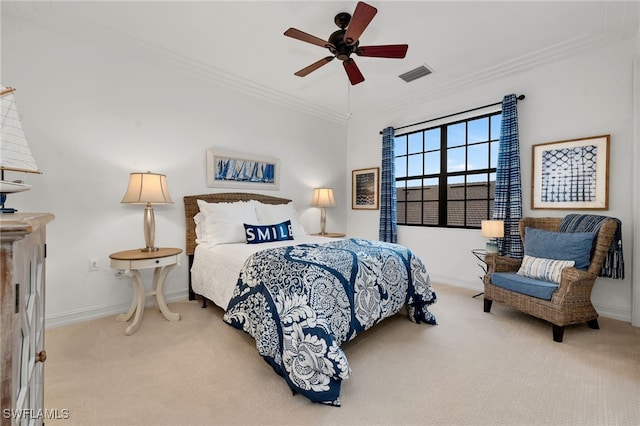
311;232;346;238
109;247;182;335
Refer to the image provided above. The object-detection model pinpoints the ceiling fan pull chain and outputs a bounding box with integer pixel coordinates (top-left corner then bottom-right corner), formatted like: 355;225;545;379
346;81;353;120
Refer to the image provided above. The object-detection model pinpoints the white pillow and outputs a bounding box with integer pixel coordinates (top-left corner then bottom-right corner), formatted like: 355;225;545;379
255;201;307;237
516;255;575;284
195;199;259;245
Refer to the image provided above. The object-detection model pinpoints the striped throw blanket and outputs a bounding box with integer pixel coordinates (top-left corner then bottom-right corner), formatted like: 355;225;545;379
559;214;624;279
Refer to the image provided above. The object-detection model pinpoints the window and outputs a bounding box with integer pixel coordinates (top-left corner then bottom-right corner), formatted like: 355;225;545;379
395;111;501;228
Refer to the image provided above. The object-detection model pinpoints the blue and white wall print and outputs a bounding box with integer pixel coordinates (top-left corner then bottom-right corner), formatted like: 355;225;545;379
532;135;609;210
541;145;597;202
206;149;280;190
352;167;379;209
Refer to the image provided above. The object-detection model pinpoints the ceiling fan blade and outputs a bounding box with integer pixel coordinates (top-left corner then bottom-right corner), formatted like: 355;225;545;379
356;44;408;59
343;58;365;85
284;28;335;50
294;56;335;77
343;2;377;46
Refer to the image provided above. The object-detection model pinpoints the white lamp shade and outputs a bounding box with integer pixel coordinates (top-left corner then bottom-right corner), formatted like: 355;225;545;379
121;172;173;205
311;188;336;208
481;220;504;238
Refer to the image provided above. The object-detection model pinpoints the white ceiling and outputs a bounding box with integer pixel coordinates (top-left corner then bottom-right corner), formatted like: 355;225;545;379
5;1;639;123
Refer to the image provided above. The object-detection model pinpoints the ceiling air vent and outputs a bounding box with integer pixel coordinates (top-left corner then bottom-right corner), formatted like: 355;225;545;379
399;65;433;83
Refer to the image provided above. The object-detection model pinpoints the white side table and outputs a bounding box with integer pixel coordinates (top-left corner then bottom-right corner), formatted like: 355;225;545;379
109;247;182;335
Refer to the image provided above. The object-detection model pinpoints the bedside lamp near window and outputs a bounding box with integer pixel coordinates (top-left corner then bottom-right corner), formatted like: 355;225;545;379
311;188;336;236
121;172;173;252
481;220;504;254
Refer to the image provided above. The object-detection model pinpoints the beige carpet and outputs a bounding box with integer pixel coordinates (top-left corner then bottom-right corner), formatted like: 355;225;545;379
44;283;640;426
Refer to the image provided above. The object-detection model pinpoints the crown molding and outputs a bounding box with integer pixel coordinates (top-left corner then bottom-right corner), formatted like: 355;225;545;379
5;2;636;126
364;30;627;119
4;6;349;125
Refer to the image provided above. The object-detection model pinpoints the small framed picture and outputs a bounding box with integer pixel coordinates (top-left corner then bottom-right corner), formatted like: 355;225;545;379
352;167;379;210
206;149;280;190
531;135;610;210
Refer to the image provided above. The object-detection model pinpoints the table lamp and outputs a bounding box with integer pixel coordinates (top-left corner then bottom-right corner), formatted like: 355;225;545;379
481;219;504;254
311;188;336;235
121;171;173;252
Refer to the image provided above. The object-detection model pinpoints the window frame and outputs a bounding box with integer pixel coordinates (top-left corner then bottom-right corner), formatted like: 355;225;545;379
394;110;502;229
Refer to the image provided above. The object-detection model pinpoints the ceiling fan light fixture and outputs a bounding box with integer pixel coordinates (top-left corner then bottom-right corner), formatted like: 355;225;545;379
399;64;433;83
284;1;406;85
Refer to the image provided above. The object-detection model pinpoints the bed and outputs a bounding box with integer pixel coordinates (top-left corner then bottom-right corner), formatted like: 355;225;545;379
184;192;437;406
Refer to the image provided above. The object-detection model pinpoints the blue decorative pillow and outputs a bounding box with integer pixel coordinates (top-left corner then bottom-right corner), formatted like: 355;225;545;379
244;220;294;244
524;227;596;270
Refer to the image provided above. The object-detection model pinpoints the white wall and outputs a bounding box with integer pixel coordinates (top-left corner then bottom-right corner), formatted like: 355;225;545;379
633;34;640;327
3;15;348;327
347;37;638;322
3;8;637;326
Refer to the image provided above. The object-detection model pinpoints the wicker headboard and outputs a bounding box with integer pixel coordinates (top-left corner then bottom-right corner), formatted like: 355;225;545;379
183;192;292;256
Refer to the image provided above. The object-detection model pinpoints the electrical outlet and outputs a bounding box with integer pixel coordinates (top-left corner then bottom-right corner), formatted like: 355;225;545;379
89;258;99;271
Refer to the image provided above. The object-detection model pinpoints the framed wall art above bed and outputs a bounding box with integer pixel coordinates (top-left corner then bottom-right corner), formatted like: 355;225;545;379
531;135;610;210
206;149;280;190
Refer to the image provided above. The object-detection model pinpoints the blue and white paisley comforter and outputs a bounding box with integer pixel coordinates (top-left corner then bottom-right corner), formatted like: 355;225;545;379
223;238;437;406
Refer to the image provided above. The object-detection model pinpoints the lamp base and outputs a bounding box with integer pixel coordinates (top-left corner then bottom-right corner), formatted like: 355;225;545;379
320;207;327;236
142;204;157;253
486;240;499;254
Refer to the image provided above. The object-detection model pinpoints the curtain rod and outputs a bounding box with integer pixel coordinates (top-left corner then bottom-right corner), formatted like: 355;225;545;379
380;94;525;135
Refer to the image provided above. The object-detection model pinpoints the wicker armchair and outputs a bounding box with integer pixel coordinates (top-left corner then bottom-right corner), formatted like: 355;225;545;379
483;217;618;342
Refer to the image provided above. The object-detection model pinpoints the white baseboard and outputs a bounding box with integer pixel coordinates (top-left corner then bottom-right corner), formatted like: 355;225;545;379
430;275;483;293
45;280;633;329
45;289;190;329
594;303;632;323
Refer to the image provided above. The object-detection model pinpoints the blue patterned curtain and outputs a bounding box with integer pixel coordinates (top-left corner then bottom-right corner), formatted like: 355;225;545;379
493;94;523;258
379;127;397;243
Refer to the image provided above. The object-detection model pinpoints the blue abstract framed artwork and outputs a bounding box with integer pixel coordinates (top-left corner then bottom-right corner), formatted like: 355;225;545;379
531;135;609;210
352;167;379;210
206;149;280;190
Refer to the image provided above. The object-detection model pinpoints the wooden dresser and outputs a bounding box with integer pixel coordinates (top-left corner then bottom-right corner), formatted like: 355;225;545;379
1;213;54;426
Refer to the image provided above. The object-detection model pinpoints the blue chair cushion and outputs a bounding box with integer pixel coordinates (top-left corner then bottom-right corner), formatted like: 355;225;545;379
524;227;596;270
491;272;559;300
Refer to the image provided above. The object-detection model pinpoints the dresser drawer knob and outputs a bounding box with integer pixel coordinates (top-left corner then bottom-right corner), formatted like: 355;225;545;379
36;350;47;363
155;260;160;264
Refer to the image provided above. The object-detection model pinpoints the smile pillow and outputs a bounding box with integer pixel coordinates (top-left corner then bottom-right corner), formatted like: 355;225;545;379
244;220;294;244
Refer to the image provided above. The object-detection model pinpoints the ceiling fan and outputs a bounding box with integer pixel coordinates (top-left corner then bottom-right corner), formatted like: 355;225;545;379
284;1;408;85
